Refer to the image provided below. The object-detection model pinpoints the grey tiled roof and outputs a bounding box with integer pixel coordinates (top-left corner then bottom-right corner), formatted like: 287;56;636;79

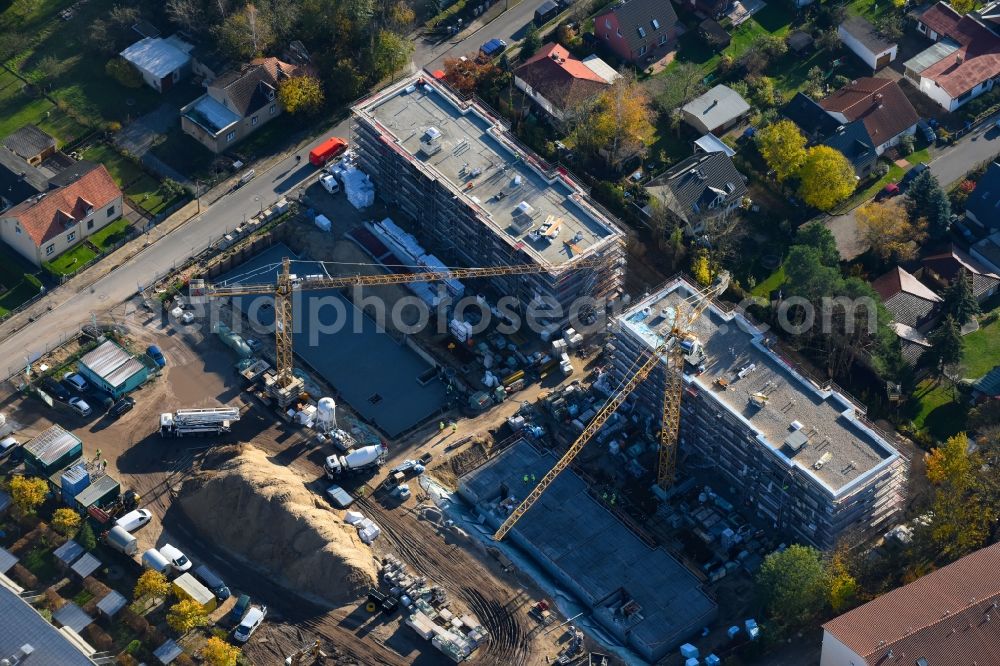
647;151;747;225
2;125;56;161
598;0;678;53
0;586;96;665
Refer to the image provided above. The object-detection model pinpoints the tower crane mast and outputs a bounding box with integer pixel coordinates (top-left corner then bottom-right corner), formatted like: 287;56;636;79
493;272;728;540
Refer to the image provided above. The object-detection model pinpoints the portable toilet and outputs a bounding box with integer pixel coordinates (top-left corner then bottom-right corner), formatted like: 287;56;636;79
60;464;90;505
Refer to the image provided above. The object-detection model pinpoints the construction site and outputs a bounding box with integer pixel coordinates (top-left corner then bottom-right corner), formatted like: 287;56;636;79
0;73;918;666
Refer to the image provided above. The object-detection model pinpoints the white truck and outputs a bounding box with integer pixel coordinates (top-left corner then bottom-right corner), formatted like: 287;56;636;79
160;407;241;437
324;445;386;478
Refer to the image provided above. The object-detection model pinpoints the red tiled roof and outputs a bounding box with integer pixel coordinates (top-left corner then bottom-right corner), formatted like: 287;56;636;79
820;78;919;145
918;2;962;37
916;4;1000;97
823;543;1000;663
515;43;610;111
4;165;121;246
871;266;942;303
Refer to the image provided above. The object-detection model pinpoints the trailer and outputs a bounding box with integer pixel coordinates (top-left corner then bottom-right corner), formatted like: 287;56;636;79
159;407;241;437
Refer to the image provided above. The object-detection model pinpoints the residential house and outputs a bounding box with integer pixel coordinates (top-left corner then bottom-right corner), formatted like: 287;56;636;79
971;231;1000;273
906;1;1000;111
681;84;751;135
965;161;1000;229
838;15;897;70
820;542;1000;666
644;151;747;234
594;0;679;64
0;166;123;266
782;92;840;141
513;43;617;124
822;121;877;179
819;78;918;154
2;125;57;166
922;244;1000;302
1;126;100;211
119;35;194;92
181;57;306;153
871;266;942;364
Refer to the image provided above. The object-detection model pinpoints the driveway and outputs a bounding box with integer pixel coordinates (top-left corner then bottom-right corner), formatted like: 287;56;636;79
825;117;1000;260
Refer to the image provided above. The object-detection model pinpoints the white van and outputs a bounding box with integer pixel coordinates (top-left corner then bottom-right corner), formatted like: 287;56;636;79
159;543;192;572
142;548;171;573
116;509;152;532
320;174;340;195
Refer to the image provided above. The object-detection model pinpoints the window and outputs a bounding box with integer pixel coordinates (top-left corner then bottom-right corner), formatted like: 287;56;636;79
226;130;236;142
660;34;667;44
87;220;94;230
251;115;259;126
107;205;115;218
67;231;76;243
637;26;646;38
917;22;926;33
269;104;276;115
604;18;611;29
45;244;54;256
651;18;660;29
639;45;647;55
14;225;20;234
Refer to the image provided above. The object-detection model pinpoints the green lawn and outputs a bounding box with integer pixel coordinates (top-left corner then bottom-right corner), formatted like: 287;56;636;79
913;380;968;440
89;219;132;250
46;244;98;275
80;143;170;216
963;318;1000;378
846;0;896;22
671;6;792;75
22;545;57;582
752;264;786;298
0;243;43;316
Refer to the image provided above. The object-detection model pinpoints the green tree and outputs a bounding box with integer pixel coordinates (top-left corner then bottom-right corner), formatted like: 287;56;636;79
575;74;654;166
906;170;951;238
798;145;856;211
826;552;858;613
690;250;711;286
214;3;275;60
9;476;47;518
371;30;412;80
278;75;325;114
856;199;927;263
105;58;143;88
166;599;209;634
51;508;82;537
925;314;964;375
522;24;541;57
794;221;840;267
756;120;807;182
940;268;981;326
77;521;97;550
756;545;827;628
951;0;974;13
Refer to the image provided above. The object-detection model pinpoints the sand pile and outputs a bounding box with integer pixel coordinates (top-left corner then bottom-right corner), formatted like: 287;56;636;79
178;445;376;606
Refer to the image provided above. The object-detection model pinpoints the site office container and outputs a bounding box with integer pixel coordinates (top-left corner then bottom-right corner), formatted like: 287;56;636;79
309;137;348;166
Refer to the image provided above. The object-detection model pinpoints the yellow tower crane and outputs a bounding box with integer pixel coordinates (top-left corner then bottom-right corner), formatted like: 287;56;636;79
189;257;601;397
493;272;729;541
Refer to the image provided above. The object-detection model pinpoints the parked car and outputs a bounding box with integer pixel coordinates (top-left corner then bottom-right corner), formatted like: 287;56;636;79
194;565;231;602
146;345;166;367
233;605;267;643
479;38;507;58
917;119;936;143
116;509;152;532
228;594;251;625
159;543;192;572
0;436;21;461
320;174;341;195
41;377;71;401
325;484;354;509
180;311;196;324
109;396;135;419
68;397;92;417
876;182;900;201
899;163;929;190
63;372;89;392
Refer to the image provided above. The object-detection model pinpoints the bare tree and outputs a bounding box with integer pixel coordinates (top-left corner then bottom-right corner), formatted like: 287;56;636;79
167;0;203;32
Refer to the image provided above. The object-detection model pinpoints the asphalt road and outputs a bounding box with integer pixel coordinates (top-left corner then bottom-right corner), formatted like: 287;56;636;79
0;7;546;375
825;119;1000;260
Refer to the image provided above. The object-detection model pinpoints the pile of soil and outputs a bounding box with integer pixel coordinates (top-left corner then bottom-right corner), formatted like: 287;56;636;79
178;445;376;606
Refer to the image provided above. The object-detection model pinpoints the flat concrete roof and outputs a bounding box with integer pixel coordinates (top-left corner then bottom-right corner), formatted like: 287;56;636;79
617;279;901;495
353;76;621;266
216;244;447;438
459;440;717;659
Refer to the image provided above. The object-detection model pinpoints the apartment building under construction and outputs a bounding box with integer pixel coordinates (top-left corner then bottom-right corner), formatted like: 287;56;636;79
351;75;626;326
610;278;908;550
